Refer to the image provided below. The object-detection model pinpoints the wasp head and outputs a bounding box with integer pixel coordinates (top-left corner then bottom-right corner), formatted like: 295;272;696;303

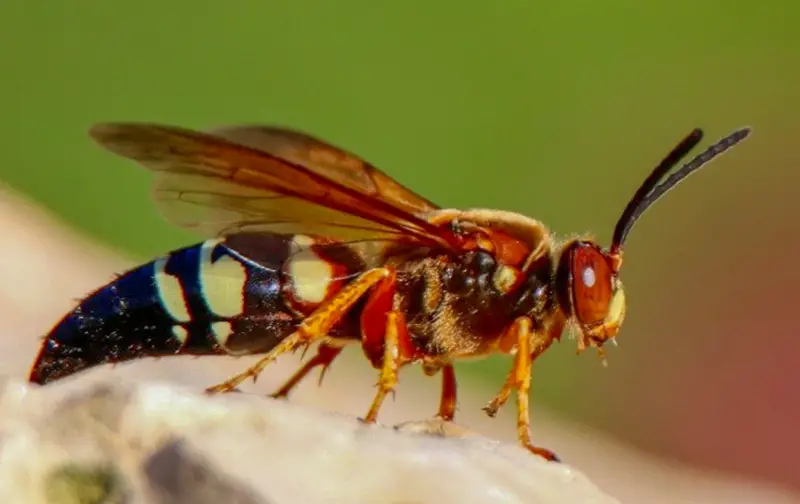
555;126;751;357
556;240;625;354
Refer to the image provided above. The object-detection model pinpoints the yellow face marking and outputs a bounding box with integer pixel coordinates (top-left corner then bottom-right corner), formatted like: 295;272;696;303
211;321;233;348
198;239;248;318
171;325;189;346
288;235;335;305
606;281;626;326
154;256;191;323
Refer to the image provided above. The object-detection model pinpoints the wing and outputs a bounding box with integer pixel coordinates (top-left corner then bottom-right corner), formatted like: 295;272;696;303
89;122;458;249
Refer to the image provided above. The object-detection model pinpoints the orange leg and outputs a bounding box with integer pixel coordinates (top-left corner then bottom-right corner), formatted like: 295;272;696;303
483;317;563;417
436;363;458;421
357;268;415;423
270;343;344;399
482;366;514;418
482;316;559;462
422;362;458;421
362;310;410;423
205;267;393;394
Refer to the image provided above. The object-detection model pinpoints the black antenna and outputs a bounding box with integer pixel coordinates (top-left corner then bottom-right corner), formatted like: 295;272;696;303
610;126;752;256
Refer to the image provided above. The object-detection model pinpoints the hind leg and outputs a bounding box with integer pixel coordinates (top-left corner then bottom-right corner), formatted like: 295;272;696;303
270;343;344;399
205;267;393;393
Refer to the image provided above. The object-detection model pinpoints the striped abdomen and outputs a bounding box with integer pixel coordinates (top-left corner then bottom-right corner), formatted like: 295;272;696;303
28;232;367;384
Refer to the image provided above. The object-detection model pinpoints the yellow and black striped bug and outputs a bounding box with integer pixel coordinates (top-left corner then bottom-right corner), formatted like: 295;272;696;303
28;122;751;461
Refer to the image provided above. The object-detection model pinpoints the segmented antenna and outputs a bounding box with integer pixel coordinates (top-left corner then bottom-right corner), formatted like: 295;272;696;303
610;126;752;254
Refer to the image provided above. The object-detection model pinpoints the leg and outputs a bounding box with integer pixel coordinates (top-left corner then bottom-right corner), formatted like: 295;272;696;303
483;316;563;417
362;311;409;423
483;316;559;462
482;365;514;418
270;343;344;399
205;267;392;393
437;363;457;421
422;361;458;421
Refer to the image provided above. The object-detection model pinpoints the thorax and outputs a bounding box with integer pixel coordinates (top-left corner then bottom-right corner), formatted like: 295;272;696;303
384;208;560;358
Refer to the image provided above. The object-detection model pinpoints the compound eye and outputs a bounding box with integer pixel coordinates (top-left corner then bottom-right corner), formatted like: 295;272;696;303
571;244;613;326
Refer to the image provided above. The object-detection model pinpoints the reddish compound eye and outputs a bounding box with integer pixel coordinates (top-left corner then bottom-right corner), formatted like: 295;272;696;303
571;243;613;326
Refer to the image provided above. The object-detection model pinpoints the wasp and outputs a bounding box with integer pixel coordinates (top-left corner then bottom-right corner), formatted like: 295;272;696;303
27;121;751;461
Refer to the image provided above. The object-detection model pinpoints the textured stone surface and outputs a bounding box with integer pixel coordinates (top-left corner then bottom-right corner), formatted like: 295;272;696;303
0;372;619;504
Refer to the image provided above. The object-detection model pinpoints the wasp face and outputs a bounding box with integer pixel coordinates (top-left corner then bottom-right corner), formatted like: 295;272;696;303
556;240;626;353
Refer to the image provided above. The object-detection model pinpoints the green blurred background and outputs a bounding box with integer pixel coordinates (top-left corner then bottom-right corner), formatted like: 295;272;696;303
2;0;798;491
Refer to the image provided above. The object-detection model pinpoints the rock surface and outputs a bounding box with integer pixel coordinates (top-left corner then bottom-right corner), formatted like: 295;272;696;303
0;371;619;504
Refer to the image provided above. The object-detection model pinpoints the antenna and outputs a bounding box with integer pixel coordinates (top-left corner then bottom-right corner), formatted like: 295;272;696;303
609;126;752;259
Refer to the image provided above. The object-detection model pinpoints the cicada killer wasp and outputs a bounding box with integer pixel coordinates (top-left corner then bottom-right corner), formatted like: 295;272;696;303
28;121;751;461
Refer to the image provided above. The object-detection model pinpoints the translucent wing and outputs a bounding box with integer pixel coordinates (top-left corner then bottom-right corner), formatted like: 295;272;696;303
209;124;440;216
89;123;458;248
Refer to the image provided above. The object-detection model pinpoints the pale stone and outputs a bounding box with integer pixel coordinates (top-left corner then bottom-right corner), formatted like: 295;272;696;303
0;371;620;504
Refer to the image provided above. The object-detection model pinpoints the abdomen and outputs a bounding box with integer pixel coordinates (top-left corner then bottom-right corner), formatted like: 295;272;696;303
28;232;366;384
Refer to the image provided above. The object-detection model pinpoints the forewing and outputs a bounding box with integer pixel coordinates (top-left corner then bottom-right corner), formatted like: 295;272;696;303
208;124;439;216
89;123;454;247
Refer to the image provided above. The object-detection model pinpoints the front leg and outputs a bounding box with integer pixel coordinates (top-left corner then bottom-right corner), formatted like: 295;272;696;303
483;316;564;417
483;316;560;462
482;365;514;419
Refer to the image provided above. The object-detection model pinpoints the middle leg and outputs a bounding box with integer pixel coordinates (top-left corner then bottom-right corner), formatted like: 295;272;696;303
422;361;458;422
362;311;411;422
